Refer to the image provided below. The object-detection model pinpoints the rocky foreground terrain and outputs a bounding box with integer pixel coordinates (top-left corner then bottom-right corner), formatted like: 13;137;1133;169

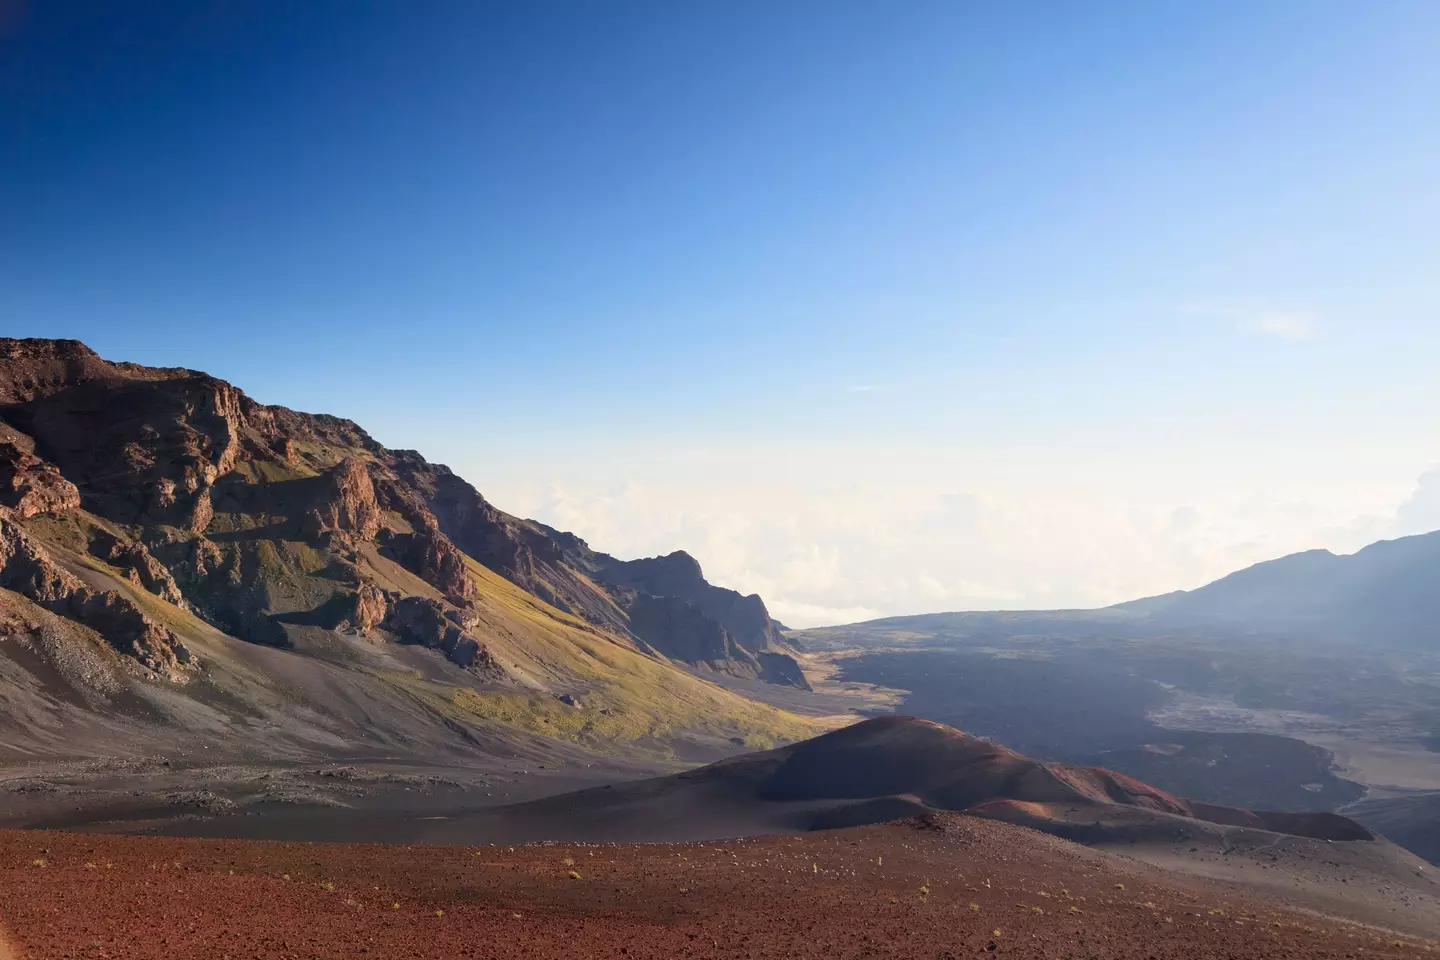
9;717;1436;954
2;815;1435;960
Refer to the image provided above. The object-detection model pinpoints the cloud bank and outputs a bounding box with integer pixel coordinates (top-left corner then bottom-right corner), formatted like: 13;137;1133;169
488;466;1424;629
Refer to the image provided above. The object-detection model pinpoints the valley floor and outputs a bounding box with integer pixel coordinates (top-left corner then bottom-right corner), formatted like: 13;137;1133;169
1;816;1435;960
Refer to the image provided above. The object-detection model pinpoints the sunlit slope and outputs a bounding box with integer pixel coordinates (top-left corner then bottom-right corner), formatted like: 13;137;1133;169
2;505;826;762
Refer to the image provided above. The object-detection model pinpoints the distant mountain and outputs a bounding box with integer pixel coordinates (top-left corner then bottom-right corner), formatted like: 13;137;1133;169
800;530;1440;650
1120;531;1440;645
0;338;817;763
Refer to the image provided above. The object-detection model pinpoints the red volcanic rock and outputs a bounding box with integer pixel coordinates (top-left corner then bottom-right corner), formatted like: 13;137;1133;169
369;469;478;604
1;347;247;531
0;441;80;517
304;457;382;543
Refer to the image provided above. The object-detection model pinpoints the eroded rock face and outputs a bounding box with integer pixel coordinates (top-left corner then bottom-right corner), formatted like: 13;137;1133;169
304;457;382;543
366;468;478;604
0;509;84;601
338;580;388;635
70;589;193;675
406;528;476;604
0;441;81;517
91;531;188;608
627;594;750;666
755;651;810;688
384;595;496;671
0;509;193;676
604;551;786;654
596;551;809;688
5;374;247;531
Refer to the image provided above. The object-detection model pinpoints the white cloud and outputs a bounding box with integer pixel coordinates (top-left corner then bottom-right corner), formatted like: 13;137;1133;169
846;384;879;394
1181;304;1319;342
1248;312;1317;342
1394;467;1440;536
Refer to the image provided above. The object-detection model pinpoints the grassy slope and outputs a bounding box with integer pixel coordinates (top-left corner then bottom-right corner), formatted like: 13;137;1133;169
440;556;828;752
13;509;831;761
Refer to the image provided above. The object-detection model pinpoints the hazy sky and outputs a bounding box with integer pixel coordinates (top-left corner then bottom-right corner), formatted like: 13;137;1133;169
5;2;1439;625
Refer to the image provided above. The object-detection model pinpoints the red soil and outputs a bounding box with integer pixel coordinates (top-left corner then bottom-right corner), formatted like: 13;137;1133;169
0;817;1430;960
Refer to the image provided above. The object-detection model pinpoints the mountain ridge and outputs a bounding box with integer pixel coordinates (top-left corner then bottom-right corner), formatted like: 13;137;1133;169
795;528;1439;649
0;337;820;763
1112;529;1440;645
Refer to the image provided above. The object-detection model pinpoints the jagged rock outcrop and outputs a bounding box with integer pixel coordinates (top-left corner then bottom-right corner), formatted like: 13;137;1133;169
69;589;193;675
754;651;810;688
303;457;382;543
390;525;476;604
0;509;83;602
0;509;192;676
343;580;389;635
366;466;478;604
377;465;809;687
384;595;496;671
624;593;812;687
596;551;809;689
0;440;80;517
90;530;187;608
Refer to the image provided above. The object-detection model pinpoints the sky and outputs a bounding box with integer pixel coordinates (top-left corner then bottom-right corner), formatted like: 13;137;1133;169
3;1;1439;626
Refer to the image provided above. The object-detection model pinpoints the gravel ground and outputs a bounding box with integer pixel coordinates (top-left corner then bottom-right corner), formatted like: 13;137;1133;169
1;815;1434;959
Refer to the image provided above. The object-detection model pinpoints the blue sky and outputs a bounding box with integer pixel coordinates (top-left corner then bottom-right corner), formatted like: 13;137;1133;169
4;2;1439;624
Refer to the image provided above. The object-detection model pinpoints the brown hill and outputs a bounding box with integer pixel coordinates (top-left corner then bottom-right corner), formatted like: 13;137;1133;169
419;717;1379;845
0;337;822;766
